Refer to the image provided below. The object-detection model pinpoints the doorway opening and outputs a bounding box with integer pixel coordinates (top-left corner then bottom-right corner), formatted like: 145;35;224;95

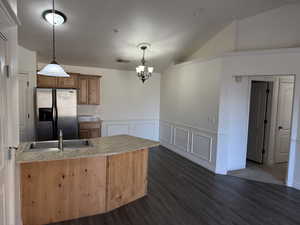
229;75;295;185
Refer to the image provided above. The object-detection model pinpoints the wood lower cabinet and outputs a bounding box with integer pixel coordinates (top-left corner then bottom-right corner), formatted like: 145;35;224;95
106;149;148;211
79;121;101;139
21;156;107;225
20;149;149;225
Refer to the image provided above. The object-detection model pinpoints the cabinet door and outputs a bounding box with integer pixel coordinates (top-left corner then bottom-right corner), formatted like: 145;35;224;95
90;128;100;138
57;73;78;88
88;77;100;105
37;75;57;88
78;77;88;104
79;129;90;139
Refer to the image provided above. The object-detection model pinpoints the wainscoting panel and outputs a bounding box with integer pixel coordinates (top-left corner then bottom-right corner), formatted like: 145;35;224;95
102;120;159;141
174;126;189;152
191;132;212;162
131;122;155;140
159;121;172;144
107;124;130;136
159;120;217;173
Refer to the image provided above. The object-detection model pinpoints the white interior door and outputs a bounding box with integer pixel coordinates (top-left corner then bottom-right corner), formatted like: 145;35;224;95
18;74;30;142
0;35;10;225
275;81;294;163
247;81;269;163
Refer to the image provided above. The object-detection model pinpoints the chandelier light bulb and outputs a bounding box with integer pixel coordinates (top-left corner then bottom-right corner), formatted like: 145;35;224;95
148;67;154;73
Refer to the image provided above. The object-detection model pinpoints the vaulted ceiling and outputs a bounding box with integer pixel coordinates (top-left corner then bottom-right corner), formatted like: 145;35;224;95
18;0;296;72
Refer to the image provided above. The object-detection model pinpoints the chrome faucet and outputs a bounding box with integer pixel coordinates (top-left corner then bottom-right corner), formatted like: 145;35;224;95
58;129;64;151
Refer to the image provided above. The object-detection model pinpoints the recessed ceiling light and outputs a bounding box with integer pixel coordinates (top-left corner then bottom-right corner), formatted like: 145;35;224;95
42;10;67;25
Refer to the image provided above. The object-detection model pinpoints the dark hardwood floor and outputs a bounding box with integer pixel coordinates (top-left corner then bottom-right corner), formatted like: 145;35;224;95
49;146;300;225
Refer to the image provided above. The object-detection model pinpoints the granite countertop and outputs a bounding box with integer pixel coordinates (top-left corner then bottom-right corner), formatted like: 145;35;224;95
16;135;160;163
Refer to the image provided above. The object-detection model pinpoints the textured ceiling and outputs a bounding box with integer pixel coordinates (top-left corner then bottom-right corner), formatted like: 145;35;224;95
18;0;295;72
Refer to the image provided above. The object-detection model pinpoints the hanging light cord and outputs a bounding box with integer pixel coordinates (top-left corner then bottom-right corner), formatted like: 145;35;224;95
52;0;56;62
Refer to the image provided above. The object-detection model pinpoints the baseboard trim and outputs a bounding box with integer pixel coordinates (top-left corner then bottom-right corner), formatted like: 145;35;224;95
293;181;300;190
161;141;216;173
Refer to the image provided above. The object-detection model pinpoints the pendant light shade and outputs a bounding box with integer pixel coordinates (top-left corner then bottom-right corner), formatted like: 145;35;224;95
38;0;69;77
38;61;69;77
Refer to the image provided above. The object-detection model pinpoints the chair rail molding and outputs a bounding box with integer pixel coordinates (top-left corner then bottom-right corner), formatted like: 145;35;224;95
159;120;218;173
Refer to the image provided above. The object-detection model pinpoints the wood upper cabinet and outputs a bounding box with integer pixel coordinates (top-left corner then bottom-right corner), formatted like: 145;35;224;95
78;75;101;105
37;73;101;105
78;77;89;104
57;73;79;88
37;75;57;88
37;73;78;89
88;77;100;105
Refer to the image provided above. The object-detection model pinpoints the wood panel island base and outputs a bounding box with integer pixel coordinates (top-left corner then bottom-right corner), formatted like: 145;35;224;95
17;135;159;225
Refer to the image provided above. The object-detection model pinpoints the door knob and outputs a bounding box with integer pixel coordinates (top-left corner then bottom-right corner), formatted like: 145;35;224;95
278;126;283;130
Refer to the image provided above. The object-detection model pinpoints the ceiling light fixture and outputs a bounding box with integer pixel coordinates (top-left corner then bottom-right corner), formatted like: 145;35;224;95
136;43;154;83
42;9;67;26
38;0;69;77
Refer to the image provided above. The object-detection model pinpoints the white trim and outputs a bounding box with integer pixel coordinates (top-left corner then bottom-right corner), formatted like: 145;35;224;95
159;120;217;173
159;121;173;144
160;120;218;135
293;181;300;190
101;119;159;141
173;126;190;152
190;131;213;162
161;140;216;173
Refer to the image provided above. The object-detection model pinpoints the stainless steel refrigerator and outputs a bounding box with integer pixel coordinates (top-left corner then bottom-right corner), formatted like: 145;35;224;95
36;88;78;141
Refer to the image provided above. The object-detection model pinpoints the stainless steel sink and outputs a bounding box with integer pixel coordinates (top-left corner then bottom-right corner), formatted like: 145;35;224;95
28;139;91;152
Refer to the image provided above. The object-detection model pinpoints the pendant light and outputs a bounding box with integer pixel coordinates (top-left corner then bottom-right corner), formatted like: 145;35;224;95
38;0;69;77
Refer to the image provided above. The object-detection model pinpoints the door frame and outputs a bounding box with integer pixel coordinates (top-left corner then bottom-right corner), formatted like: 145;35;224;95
17;73;30;142
246;80;273;163
246;75;295;184
247;76;279;165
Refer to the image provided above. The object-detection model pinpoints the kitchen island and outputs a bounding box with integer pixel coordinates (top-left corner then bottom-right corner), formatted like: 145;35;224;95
16;135;159;225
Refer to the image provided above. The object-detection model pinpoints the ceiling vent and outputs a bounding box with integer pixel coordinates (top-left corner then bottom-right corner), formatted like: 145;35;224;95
116;59;131;63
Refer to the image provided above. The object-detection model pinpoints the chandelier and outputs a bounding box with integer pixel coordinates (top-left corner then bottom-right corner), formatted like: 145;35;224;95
136;44;154;83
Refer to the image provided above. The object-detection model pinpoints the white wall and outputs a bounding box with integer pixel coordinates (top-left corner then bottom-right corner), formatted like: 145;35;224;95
160;58;222;172
38;63;161;140
187;21;237;61
18;46;37;141
237;3;300;51
218;48;300;189
185;3;300;61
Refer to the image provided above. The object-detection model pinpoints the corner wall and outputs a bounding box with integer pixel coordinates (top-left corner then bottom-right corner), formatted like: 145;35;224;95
218;49;300;189
160;58;222;172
